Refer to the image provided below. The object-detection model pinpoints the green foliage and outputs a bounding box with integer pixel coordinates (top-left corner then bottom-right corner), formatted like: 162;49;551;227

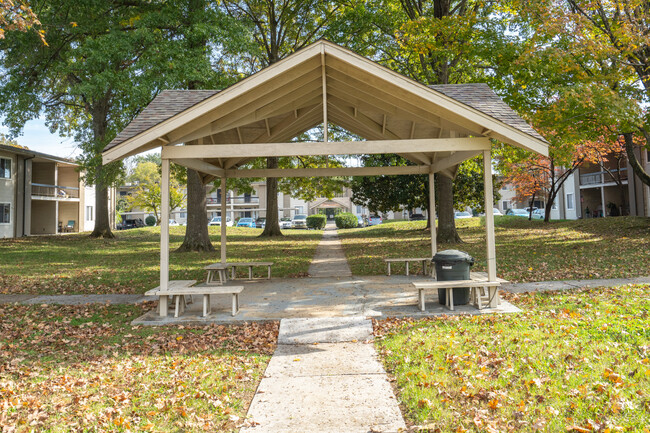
127;180;186;225
334;212;358;229
145;215;156;226
306;214;326;229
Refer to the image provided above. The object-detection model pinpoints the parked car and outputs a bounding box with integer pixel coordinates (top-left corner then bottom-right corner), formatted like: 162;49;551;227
409;213;426;221
454;211;472;219
493;208;503;216
531;209;545;220
208;216;233;227
356;215;369;227
119;218;145;230
369;214;382;225
169;219;180;226
505;208;530;217
291;214;308;229
280;217;293;229
255;217;266;229
237;217;256;228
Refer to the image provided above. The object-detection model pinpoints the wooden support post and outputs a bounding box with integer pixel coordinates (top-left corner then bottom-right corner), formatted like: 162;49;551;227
428;172;437;258
483;150;497;284
160;159;170;317
220;176;227;264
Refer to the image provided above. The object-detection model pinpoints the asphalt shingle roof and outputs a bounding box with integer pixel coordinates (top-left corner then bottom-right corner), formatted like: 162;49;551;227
105;90;219;152
429;83;546;143
104;83;545;153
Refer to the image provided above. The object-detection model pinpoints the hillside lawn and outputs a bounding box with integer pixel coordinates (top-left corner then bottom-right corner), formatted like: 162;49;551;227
375;284;650;432
0;227;322;295
0;217;648;295
338;216;650;283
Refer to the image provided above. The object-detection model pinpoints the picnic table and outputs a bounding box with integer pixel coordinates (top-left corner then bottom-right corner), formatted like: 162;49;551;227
412;272;509;312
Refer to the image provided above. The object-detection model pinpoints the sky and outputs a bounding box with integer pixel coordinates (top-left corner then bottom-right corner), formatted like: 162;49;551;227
0;117;80;159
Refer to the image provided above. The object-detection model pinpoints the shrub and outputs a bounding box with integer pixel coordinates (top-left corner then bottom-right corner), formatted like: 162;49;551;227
306;214;327;229
145;215;156;226
335;212;358;229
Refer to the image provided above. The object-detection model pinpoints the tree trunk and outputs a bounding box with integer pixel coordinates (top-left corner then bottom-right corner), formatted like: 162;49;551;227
89;107;114;239
436;174;461;243
177;169;214;252
624;132;650;188
528;192;536;221
260;157;283;237
90;166;114;238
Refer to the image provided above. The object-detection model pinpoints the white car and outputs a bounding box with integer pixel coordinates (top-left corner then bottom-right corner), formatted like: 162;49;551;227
280;217;293;229
169;219;180;226
493;208;503;216
208;216;233;227
292;214;308;229
454;211;472;219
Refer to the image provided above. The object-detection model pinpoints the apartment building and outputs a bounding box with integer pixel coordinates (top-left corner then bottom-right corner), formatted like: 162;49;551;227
0;144;113;238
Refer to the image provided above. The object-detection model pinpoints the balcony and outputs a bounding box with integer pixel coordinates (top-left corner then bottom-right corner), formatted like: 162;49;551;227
207;196;260;205
32;183;80;200
580;168;628;186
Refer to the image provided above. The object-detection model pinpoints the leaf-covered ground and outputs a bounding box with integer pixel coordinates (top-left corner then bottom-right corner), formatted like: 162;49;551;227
374;284;650;432
0;226;322;295
338;216;650;282
0;303;278;432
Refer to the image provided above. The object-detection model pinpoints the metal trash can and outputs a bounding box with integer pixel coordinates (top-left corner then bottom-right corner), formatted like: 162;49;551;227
431;249;475;305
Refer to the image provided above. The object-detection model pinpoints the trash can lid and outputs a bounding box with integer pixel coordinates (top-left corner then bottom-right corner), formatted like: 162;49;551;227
431;249;474;264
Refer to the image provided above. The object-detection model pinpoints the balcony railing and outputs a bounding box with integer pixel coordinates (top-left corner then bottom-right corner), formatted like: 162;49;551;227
580;168;627;186
32;183;80;199
207;196;260;205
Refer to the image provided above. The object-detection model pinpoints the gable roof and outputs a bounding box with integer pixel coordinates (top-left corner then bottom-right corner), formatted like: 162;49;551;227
102;40;548;164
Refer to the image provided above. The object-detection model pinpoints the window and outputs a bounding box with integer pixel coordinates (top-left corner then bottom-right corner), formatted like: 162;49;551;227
566;193;574;210
180;212;187;219
86;206;94;221
356;205;362;214
0;158;11;179
0;203;9;224
296;206;304;214
502;200;510;211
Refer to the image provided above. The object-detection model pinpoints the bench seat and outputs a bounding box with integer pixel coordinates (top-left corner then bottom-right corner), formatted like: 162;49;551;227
413;272;509;311
205;261;274;280
146;280;244;317
384;258;430;276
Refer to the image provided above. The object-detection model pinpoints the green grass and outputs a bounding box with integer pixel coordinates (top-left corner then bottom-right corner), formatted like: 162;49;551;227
0;303;278;432
0;226;322;294
338;216;650;282
374;284;650;432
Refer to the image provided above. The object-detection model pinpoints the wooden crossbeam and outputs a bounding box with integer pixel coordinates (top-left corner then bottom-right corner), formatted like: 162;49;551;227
162;138;490;160
224;165;432;178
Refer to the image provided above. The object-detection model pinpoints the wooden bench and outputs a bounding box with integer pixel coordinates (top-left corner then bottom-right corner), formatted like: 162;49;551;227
145;280;196;318
412;272;509;312
205;261;274;281
384;258;430;276
146;280;244;317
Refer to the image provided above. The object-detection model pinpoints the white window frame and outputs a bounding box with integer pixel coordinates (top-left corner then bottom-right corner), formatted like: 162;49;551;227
566;193;574;210
0;158;11;179
86;205;94;221
0;203;10;224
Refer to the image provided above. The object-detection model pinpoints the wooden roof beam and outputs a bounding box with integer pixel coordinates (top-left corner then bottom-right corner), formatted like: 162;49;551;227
162;137;491;160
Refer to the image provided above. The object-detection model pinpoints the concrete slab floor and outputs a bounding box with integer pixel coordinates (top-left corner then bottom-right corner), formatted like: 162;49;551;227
131;275;521;326
240;317;406;433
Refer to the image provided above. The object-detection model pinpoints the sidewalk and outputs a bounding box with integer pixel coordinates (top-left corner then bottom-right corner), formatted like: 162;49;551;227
239;317;406;433
307;223;352;278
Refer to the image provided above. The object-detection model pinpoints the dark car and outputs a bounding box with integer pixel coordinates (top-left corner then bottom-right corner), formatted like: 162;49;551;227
120;218;145;230
255;217;266;229
409;213;426;221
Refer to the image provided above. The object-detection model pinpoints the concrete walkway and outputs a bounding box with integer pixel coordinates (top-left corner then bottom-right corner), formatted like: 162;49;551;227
308;223;352;278
240;317;406;433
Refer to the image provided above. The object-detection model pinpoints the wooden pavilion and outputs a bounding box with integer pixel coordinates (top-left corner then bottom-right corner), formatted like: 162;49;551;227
102;40;547;308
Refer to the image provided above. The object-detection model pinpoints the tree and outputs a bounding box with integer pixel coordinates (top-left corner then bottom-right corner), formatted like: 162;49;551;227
127;180;186;225
0;0;184;239
335;0;510;243
513;0;650;188
0;0;44;43
221;0;340;237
